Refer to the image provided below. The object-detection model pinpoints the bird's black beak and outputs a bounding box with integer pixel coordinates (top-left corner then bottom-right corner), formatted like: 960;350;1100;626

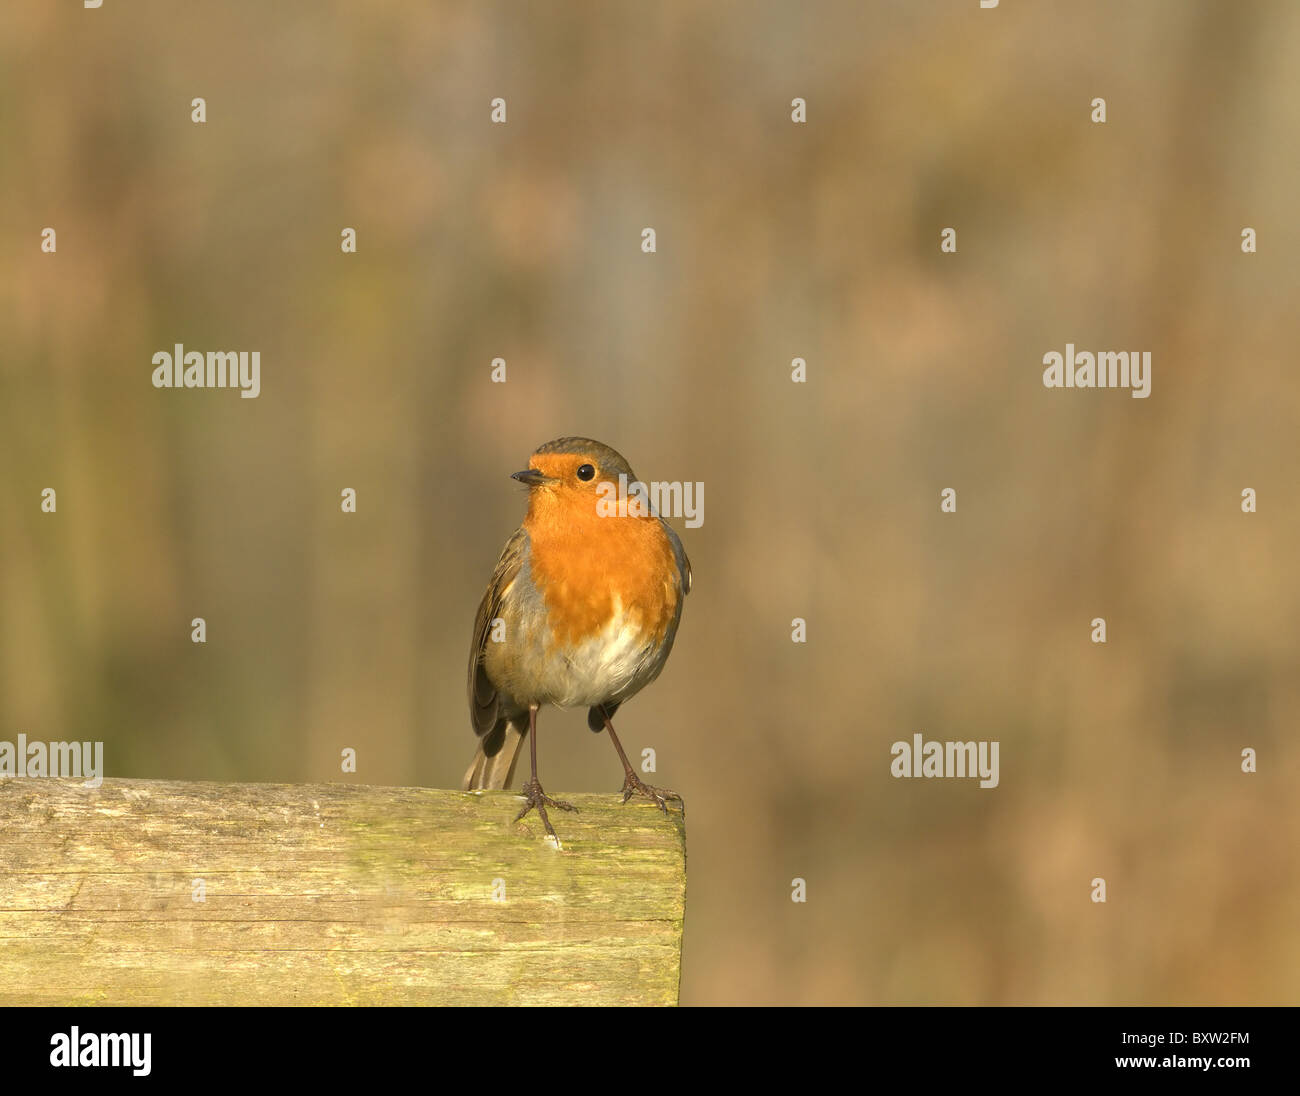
511;468;556;488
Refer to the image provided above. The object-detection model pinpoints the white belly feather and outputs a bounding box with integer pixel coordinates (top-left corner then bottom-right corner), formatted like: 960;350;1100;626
535;597;660;708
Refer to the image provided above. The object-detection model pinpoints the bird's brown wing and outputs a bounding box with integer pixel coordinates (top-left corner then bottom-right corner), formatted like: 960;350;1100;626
467;526;529;738
662;519;692;596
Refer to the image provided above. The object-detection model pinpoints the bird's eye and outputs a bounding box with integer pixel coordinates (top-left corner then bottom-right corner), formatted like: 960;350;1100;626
576;464;596;482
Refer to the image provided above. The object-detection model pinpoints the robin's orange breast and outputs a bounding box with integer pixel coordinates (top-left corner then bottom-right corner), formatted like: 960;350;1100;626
478;503;683;711
524;504;682;651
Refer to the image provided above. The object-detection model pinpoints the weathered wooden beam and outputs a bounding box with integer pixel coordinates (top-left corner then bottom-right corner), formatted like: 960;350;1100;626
0;777;686;1005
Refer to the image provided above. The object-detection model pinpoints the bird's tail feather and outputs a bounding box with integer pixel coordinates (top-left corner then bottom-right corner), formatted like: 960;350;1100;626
462;720;527;790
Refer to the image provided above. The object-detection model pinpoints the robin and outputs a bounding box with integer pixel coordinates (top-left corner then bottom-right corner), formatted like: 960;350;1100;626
462;437;691;842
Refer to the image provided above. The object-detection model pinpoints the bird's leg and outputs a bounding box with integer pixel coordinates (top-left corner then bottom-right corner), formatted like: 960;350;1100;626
596;705;685;815
515;705;576;841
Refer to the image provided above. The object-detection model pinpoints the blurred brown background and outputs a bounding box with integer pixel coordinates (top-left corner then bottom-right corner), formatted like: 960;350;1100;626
2;1;1297;1004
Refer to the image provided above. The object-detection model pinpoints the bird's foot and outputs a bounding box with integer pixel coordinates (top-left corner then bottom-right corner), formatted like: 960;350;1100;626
620;772;685;816
515;780;577;842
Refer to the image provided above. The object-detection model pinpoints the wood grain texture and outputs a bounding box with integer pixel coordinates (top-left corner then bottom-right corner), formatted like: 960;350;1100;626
0;777;686;1005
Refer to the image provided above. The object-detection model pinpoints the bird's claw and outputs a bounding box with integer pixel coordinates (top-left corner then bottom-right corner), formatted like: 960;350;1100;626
620;773;685;816
515;780;577;841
